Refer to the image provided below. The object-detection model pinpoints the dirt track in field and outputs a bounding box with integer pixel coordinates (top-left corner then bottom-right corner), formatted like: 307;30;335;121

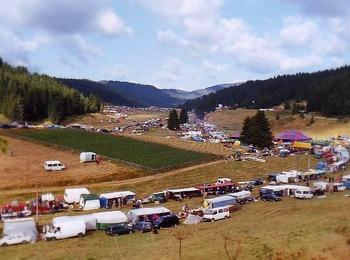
0;135;146;191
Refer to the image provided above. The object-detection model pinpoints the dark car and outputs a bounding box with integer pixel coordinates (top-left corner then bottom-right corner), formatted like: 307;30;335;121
106;224;133;236
261;193;281;202
133;221;152;233
153;214;179;229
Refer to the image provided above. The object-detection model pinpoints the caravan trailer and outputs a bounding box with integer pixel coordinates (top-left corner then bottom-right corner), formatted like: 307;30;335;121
80;152;97;163
64;188;90;204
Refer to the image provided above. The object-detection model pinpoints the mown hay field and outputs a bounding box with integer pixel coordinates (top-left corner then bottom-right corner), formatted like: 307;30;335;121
13;129;215;170
1;154;350;259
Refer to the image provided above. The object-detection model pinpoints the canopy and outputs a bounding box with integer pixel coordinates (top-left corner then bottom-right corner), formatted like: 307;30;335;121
3;218;38;243
275;130;311;141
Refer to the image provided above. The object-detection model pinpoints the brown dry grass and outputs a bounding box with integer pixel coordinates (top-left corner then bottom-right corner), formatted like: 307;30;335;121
208;110;350;139
0;135;147;191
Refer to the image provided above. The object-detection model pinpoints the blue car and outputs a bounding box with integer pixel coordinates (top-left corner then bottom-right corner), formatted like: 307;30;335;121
133;221;152;233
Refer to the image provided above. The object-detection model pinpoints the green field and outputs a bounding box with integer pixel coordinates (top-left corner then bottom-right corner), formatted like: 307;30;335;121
14;129;215;170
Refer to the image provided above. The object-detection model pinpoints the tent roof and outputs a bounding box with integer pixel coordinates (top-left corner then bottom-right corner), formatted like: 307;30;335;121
205;195;236;203
275;130;311;141
128;207;171;216
93;211;127;223
100;191;136;199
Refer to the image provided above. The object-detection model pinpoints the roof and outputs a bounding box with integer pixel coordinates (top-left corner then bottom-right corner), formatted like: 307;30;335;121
100;191;136;199
81;194;99;201
228;190;251;198
93;211;127;223
65;188;90;194
205;195;236;203
260;185;285;191
167;187;200;193
45;160;62;164
128;207;171;216
275;130;311;141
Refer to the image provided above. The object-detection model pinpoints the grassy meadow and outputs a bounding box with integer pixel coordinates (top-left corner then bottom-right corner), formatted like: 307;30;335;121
13;129;216;170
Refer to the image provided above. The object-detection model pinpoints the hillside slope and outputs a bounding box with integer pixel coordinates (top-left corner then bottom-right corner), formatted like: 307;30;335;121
183;66;350;117
0;59;100;123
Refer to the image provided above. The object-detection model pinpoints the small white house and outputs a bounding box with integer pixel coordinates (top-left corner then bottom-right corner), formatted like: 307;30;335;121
80;152;97;163
44;161;65;171
64;188;90;204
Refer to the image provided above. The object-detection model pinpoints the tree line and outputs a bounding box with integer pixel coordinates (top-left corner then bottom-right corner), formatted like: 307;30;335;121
0;58;101;124
182;66;350;118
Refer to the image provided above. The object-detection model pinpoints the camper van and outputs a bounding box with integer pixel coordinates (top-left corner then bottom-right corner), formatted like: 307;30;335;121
80;152;97;163
202;207;230;222
45;219;86;241
294;187;313;199
44;161;65;171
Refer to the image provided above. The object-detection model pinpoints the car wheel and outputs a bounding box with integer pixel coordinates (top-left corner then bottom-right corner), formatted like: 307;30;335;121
22;240;28;244
2;243;7;246
140;230;144;233
114;233;118;236
129;231;133;234
211;219;215;222
52;237;57;241
173;224;177;227
262;199;266;202
78;233;84;238
224;216;228;219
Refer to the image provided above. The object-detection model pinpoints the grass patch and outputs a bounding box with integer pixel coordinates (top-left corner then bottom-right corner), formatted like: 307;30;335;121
13;129;216;170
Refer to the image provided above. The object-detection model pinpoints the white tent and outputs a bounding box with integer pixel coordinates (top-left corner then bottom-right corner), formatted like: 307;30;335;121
127;207;171;224
93;211;128;229
184;214;202;225
53;214;97;230
64;188;90;204
41;193;55;202
2;218;38;243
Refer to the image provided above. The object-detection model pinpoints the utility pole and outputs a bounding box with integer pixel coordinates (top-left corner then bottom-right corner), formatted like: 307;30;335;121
36;179;39;224
203;161;206;199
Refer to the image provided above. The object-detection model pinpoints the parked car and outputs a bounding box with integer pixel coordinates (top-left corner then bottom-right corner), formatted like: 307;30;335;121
294;189;313;199
133;221;152;233
44;161;65;171
261;193;281;202
202;206;230;222
0;233;34;246
106;224;133;236
153;215;179;229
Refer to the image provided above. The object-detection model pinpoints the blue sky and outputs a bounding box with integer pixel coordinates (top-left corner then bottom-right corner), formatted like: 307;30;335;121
0;0;349;90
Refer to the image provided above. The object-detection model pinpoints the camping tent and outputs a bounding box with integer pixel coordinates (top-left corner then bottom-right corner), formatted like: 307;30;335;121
99;191;136;208
64;188;90;204
275;130;311;142
184;214;202;224
3;218;38;243
79;194;100;210
127;207;171;224
93;211;128;230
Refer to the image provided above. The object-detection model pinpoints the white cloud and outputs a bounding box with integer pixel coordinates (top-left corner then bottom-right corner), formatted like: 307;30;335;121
157;30;178;42
280;16;318;46
95;8;133;36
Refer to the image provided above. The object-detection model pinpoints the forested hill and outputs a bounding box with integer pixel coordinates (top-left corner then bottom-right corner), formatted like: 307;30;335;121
58;78;142;107
182;66;350;117
101;81;182;107
0;59;100;124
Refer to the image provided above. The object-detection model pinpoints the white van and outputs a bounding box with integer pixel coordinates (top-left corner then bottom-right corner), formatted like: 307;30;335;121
294;188;313;199
44;161;65;171
202;206;230;222
45;219;86;241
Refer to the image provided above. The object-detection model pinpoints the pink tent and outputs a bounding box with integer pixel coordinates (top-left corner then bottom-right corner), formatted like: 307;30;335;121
275;130;311;141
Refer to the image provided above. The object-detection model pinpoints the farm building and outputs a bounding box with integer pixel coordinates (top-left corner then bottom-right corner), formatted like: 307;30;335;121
99;191;136;208
127;207;171;224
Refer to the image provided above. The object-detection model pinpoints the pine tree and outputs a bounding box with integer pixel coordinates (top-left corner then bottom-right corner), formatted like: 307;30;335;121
179;108;189;124
240;111;273;148
168;109;180;130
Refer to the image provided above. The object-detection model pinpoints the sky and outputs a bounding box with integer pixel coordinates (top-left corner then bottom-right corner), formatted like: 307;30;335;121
1;0;350;91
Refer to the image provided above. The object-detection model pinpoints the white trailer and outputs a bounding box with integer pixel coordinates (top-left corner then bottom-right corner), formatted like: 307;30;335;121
80;152;97;163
